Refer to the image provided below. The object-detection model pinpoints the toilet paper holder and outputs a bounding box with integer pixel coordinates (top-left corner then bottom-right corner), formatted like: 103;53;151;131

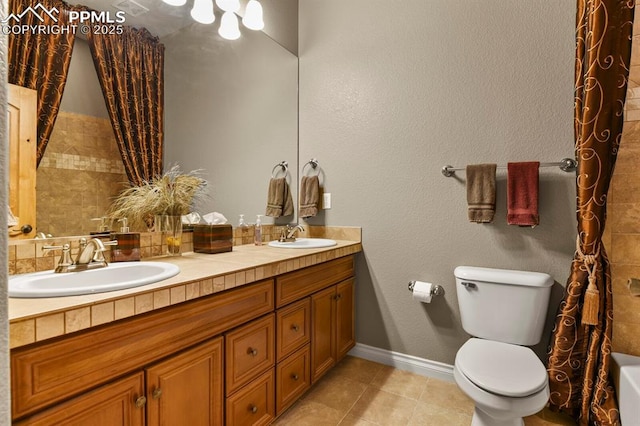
408;281;445;296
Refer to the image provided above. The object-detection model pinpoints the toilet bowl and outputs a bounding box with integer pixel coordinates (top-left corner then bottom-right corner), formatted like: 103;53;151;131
453;338;550;426
453;266;554;426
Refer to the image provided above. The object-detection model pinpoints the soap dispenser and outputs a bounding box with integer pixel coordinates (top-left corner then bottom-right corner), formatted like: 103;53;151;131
90;217;111;237
254;215;263;246
111;218;141;262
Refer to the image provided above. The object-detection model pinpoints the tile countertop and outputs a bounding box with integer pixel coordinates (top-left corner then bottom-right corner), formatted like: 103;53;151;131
9;236;362;349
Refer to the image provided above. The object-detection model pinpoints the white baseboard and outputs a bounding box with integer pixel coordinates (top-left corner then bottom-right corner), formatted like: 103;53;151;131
348;343;455;383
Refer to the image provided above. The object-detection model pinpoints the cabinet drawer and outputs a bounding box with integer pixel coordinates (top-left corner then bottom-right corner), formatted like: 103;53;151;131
226;314;275;395
276;345;310;416
276;298;310;361
11;279;274;419
226;369;275;426
276;256;354;307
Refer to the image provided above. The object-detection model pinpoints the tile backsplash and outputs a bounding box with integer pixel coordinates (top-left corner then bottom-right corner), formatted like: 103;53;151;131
36;111;128;237
7;225;360;276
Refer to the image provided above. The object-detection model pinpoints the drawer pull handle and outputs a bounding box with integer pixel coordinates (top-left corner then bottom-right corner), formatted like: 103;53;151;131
152;388;162;400
135;396;147;408
250;405;258;414
248;347;258;356
291;324;300;332
291;373;299;381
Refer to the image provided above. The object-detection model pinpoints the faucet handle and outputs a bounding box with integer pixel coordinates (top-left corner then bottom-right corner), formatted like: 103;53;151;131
43;243;73;269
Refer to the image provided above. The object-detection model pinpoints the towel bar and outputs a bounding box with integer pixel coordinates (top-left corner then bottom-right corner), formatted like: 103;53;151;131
302;158;320;176
271;161;289;178
441;157;577;177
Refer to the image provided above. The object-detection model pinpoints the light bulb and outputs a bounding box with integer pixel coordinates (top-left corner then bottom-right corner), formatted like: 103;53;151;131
163;0;187;5
215;0;240;12
191;0;215;24
218;11;240;40
242;0;264;31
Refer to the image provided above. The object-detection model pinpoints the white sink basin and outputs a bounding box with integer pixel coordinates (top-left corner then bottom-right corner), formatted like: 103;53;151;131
268;238;337;249
9;261;180;298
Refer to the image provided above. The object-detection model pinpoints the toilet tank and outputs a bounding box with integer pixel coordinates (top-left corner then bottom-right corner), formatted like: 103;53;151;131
454;266;554;346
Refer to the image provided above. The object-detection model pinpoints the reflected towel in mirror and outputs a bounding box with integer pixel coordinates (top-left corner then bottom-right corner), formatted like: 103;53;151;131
266;177;294;217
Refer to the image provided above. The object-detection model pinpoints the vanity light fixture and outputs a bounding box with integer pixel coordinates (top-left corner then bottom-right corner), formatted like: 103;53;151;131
215;0;240;12
218;11;240;39
190;0;215;24
163;0;187;6
242;0;264;30
162;0;264;39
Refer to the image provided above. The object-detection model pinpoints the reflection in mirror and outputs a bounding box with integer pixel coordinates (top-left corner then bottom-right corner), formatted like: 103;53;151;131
162;20;298;226
27;0;298;237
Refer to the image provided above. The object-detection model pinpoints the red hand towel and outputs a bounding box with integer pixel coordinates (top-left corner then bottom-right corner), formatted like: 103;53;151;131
507;162;540;227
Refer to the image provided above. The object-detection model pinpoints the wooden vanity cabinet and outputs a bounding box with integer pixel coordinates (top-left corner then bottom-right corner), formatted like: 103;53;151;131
11;255;356;425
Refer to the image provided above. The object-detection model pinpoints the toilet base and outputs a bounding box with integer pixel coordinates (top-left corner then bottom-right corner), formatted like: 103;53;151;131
471;407;524;426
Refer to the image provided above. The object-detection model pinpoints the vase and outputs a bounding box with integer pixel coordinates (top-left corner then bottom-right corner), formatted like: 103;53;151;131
162;215;183;256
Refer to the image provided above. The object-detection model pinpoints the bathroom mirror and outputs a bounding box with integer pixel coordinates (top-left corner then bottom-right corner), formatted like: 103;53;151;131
22;0;298;237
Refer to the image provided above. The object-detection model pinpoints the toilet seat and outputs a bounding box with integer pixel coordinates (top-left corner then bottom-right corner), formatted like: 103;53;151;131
456;338;548;397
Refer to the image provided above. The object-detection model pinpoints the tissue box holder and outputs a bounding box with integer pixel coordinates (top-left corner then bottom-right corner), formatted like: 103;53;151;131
193;224;233;254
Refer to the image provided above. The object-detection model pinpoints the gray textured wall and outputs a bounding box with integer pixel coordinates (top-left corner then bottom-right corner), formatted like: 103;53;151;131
299;0;577;363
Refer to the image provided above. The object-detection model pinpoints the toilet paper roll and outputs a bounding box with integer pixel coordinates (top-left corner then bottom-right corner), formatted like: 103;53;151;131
412;281;433;303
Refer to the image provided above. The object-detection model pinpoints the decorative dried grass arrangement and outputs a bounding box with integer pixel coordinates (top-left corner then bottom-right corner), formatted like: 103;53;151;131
109;165;207;230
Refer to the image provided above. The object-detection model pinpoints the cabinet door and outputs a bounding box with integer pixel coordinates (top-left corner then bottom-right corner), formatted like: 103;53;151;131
311;286;336;383
336;278;355;361
146;337;223;426
14;373;145;426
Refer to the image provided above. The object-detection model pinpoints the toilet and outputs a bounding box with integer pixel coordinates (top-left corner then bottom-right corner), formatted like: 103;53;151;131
453;266;553;426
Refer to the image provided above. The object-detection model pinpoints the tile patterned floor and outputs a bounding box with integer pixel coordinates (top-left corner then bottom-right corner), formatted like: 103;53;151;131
274;356;577;426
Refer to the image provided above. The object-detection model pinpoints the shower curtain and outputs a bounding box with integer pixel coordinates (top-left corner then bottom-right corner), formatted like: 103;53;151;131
547;1;634;425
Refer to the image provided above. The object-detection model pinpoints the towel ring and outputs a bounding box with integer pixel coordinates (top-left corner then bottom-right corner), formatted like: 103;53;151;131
302;158;320;176
271;161;289;178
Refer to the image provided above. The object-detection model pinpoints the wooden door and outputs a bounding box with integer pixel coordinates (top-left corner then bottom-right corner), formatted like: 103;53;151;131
14;373;145;426
8;83;37;239
311;286;336;383
146;337;224;426
336;278;356;361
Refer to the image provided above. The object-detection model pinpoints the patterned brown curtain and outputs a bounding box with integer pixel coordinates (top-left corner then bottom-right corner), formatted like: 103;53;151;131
7;0;75;167
86;26;164;185
547;1;634;425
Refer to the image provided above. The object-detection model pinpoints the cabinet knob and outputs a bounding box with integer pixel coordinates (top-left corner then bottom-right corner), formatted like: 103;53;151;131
152;388;163;400
248;347;258;356
135;396;147;408
291;373;299;381
291;324;300;332
250;405;258;414
334;293;342;300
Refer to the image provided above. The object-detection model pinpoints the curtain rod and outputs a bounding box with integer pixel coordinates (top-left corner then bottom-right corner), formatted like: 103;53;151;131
441;158;577;177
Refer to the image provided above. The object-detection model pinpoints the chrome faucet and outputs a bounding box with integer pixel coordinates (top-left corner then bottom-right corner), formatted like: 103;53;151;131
43;237;117;273
279;225;304;242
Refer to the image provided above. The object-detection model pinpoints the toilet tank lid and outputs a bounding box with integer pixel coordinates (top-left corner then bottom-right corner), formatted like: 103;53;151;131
454;266;553;288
